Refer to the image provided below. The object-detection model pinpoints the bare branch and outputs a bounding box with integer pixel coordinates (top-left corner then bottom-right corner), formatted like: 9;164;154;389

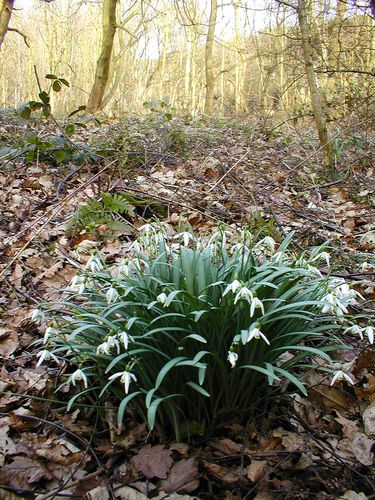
8;26;29;47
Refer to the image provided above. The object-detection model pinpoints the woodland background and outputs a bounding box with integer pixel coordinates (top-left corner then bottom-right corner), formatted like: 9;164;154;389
0;1;374;499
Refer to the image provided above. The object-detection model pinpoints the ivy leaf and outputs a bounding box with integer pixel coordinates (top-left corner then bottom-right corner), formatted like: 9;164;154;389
39;91;50;105
53;149;67;163
65;124;75;136
21;106;31;119
59;78;70;87
42;107;50;118
52;80;62;92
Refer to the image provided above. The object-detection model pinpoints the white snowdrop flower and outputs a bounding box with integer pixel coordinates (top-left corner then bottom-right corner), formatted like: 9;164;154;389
330;370;354;386
263;236;276;254
359;262;375;271
322;279;363;316
106;286;119;304
43;326;58;344
306;264;323;277
321;294;348;316
67;369;88;389
157;292;168;305
118;331;131;350
96;342;111;355
129;240;143;253
86;255;104;272
36;349;59;367
31;308;44;322
227;351;238;368
118;260;130;276
255;236;276;255
234;286;254;305
223;280;242;296
346;324;364;340
245;325;270;345
107;335;120;354
312;251;330;267
364;325;374;345
250;297;265;317
70;275;86;294
174;231;194;247
108;370;137;394
138;223;155;235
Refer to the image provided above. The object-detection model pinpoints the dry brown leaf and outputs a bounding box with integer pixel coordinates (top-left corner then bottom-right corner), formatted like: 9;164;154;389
273;429;306;452
363;403;375;437
131;444;173;479
155;494;198;500
169;442;190;455
0;423;17;465
246;460;268;483
339;490;368;499
309;384;357;413
116;485;148;500
209;438;243;455
160;458;199;493
8;368;47;393
84;485;110;500
295;453;316;470
202;461;245;486
32;261;64;284
17;435;85;466
334;413;359;438
350;432;374;466
9;264;23;288
38;175;53;190
0;329;18;358
0;456;53;489
354;351;375;373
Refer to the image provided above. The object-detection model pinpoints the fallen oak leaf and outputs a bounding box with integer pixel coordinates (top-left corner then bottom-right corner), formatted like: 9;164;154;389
0;456;53;489
160;458;199;493
131;444;173;479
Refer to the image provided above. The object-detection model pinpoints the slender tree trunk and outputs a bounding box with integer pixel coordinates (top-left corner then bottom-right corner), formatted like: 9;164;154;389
87;0;118;113
204;0;217;115
297;0;332;166
0;0;14;48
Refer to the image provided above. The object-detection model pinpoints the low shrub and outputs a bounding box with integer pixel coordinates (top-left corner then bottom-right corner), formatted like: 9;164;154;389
33;224;364;440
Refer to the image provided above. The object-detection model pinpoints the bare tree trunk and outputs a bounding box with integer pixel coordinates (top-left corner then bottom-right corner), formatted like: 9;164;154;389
297;0;332;166
87;0;118;113
204;0;217;115
0;0;14;48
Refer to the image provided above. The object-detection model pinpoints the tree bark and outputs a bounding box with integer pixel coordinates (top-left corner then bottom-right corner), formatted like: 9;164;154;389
0;0;14;48
204;0;217;115
87;0;118;113
297;0;332;166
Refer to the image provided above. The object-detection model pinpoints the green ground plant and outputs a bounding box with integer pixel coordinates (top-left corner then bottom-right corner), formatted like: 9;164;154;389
67;193;135;238
33;223;367;440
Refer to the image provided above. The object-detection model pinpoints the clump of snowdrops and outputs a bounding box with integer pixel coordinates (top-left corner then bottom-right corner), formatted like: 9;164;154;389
32;223;370;440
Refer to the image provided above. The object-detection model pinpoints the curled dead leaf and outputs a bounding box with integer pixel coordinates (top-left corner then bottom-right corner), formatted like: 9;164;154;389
246;460;268;483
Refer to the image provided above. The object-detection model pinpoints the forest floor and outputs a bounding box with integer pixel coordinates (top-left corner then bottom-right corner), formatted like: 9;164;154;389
0;111;374;499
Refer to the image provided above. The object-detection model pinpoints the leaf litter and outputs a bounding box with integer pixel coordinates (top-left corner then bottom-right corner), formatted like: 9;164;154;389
0;115;374;498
